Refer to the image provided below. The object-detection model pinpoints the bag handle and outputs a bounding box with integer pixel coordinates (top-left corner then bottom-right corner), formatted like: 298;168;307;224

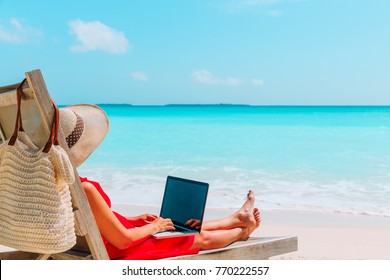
8;78;60;153
8;78;27;145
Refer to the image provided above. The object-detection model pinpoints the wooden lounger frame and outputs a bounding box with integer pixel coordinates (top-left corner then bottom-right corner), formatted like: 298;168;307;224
0;69;297;260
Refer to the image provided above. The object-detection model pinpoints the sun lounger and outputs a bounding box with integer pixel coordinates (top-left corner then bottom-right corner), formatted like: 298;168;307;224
1;236;298;260
170;236;298;260
0;69;298;260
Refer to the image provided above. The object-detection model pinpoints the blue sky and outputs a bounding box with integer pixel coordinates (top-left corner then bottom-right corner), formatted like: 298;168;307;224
1;0;389;105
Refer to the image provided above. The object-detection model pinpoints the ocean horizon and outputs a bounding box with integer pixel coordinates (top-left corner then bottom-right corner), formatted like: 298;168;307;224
77;105;390;217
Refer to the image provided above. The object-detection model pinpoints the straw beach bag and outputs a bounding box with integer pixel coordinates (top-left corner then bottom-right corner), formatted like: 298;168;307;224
0;79;76;254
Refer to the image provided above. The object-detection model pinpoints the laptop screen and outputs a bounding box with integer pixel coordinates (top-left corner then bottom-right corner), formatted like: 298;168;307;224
160;176;209;231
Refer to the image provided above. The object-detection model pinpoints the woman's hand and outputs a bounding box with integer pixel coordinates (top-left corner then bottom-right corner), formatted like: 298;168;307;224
185;218;201;229
151;217;175;233
127;214;158;227
121;216;174;248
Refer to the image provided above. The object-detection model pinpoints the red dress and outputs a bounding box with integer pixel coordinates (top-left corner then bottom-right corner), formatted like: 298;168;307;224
80;177;200;260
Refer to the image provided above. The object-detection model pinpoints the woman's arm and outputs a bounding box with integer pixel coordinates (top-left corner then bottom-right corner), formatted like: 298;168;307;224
82;182;174;250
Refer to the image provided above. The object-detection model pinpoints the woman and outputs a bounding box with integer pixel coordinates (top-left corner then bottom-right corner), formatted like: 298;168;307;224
60;104;261;260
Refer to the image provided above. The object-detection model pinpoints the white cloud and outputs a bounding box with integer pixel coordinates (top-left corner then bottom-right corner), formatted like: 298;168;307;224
252;78;265;86
0;18;42;44
68;19;130;54
192;70;219;84
130;71;149;81
192;70;241;86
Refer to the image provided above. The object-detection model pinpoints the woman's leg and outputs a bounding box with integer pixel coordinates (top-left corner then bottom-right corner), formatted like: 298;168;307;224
191;228;246;250
201;190;259;231
190;190;261;250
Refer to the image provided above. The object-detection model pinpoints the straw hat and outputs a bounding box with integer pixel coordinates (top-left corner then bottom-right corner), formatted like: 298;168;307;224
59;104;109;167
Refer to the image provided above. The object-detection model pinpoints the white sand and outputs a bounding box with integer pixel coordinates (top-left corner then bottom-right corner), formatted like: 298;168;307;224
260;210;390;259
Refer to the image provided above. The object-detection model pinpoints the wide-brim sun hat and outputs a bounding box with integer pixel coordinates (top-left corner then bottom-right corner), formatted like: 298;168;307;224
59;104;109;167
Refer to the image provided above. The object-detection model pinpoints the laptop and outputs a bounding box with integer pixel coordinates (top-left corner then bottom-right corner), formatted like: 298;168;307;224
152;176;209;239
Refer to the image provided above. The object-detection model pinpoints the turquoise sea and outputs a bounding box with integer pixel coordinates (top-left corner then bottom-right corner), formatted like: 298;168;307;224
78;105;390;217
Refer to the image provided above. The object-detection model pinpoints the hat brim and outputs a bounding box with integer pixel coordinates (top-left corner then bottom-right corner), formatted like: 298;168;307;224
62;104;109;167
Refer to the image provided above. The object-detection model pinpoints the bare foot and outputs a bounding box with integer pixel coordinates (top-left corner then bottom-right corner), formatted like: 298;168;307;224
235;190;256;226
239;209;261;241
253;208;261;227
232;190;259;241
